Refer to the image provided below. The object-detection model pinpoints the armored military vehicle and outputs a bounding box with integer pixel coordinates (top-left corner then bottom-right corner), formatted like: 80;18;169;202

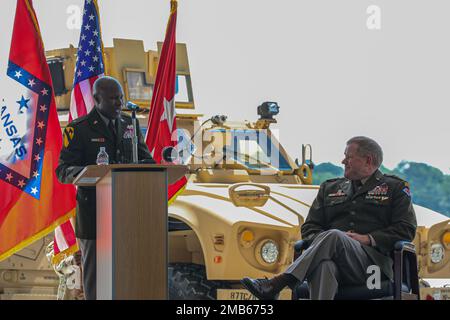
0;39;448;300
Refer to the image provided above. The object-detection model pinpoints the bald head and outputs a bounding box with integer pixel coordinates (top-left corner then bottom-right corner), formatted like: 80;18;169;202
93;76;124;119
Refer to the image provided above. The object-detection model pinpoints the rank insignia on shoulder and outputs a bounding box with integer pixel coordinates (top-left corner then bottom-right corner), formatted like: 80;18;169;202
328;189;346;197
63;127;74;148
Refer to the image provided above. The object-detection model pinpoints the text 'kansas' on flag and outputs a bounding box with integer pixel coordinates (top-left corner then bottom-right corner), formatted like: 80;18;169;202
0;0;76;261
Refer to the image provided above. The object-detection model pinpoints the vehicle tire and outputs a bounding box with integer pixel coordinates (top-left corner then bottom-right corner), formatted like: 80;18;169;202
169;263;230;300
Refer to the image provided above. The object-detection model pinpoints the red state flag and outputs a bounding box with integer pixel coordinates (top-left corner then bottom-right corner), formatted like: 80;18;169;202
0;0;77;261
145;0;187;201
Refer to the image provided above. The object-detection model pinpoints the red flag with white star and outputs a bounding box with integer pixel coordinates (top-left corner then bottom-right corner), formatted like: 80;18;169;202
145;0;187;201
0;0;76;261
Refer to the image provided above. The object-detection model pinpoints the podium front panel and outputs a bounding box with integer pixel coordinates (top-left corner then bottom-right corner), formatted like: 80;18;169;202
97;168;168;299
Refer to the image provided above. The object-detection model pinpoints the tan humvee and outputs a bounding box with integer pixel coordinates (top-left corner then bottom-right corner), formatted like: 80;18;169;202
0;39;448;300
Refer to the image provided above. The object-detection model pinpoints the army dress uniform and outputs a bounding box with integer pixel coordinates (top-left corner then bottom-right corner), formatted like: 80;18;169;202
284;169;417;299
56;107;154;240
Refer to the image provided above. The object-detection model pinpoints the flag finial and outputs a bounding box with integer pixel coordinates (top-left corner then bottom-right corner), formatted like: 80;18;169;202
171;0;178;13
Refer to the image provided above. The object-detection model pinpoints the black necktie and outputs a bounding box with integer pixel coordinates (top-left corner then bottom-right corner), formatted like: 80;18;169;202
108;120;116;138
354;180;363;192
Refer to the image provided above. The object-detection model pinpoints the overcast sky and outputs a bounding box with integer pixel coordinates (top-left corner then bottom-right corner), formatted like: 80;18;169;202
1;0;449;174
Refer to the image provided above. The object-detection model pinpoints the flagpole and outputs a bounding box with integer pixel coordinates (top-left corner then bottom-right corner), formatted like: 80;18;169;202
93;0;107;74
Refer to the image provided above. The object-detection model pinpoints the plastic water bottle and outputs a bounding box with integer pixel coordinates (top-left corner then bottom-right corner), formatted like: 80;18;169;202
96;147;109;165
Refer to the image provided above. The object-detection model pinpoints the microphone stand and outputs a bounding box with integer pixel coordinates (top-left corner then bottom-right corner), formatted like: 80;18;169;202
131;108;139;164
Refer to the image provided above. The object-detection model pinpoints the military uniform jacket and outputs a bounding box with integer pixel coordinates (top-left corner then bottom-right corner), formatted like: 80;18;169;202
56;108;154;239
301;170;417;280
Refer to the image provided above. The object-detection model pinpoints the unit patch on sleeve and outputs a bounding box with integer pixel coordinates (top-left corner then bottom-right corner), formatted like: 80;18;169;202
63;127;74;148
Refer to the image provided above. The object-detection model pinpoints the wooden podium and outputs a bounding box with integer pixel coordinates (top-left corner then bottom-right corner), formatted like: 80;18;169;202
73;164;187;300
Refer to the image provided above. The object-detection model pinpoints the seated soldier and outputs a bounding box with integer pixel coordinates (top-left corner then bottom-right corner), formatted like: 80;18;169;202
241;136;417;300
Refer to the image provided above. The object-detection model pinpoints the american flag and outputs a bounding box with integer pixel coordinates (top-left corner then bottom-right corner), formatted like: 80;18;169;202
69;0;104;120
53;0;104;264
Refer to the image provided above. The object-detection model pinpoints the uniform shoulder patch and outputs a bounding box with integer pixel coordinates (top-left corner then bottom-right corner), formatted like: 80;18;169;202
63;125;75;148
385;174;412;196
402;186;411;197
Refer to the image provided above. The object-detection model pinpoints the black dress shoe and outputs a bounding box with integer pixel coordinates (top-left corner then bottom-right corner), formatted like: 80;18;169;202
241;277;281;300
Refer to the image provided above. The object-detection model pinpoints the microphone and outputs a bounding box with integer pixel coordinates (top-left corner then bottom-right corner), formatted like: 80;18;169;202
126;101;140;163
126;101;141;111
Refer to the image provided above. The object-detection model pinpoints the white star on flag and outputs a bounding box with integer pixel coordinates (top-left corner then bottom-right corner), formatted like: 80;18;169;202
31;187;38;195
160;97;176;132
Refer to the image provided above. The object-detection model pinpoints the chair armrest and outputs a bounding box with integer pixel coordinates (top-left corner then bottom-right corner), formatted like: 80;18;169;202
393;241;420;300
294;240;309;254
394;241;416;254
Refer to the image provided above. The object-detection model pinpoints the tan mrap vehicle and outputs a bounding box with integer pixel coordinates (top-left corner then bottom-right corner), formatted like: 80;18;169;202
0;39;449;300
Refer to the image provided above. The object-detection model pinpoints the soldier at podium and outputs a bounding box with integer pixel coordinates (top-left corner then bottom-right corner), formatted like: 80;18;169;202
56;76;154;300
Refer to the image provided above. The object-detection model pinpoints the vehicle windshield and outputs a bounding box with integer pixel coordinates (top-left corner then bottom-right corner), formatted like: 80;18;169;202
210;129;293;172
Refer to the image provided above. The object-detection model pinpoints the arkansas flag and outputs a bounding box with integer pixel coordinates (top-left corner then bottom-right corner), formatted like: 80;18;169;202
146;0;187;202
0;0;76;261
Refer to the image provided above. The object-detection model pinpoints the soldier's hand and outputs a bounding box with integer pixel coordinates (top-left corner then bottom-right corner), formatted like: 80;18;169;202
345;232;371;246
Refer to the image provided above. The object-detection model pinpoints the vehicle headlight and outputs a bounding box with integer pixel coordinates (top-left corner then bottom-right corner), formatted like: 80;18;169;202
260;240;279;264
442;231;450;246
430;243;445;264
